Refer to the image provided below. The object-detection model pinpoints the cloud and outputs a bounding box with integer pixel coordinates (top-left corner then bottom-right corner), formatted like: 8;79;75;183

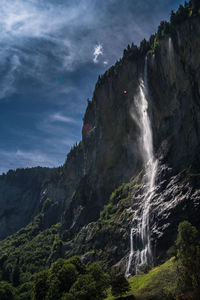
0;0;184;174
93;44;103;63
50;113;78;124
0;0;183;101
0;149;59;174
0;54;21;99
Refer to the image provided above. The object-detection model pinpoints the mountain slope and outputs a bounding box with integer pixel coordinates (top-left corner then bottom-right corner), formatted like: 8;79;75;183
0;1;200;284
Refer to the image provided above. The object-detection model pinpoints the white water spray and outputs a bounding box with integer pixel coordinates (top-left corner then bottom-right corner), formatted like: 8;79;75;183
126;57;157;277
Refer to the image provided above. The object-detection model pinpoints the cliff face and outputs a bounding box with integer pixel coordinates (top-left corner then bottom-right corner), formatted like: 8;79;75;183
0;144;84;240
0;12;200;277
62;57;145;234
61;16;200;272
0;167;53;239
150;17;200;171
147;15;200;264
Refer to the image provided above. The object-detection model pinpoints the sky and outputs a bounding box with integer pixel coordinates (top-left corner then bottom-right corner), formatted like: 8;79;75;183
0;0;184;174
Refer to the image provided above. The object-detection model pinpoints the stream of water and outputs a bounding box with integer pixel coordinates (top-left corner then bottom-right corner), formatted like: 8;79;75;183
125;57;157;277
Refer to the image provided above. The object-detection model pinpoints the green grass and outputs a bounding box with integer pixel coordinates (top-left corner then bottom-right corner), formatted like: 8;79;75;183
105;258;176;300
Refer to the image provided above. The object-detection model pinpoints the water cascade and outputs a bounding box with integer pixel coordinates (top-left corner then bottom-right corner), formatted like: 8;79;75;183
126;57;158;277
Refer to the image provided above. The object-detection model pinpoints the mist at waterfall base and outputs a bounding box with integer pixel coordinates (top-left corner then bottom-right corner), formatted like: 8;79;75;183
126;58;158;277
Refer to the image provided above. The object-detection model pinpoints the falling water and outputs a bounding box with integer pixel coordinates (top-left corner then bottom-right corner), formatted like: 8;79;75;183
126;57;157;277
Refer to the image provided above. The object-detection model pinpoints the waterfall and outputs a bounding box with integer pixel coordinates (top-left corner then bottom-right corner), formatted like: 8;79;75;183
126;57;157;277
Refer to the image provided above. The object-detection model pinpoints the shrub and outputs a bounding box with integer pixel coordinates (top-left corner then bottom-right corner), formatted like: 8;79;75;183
111;274;130;297
167;245;177;259
139;264;152;274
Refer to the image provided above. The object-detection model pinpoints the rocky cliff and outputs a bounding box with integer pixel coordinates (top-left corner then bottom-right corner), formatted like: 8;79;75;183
0;143;84;240
61;15;200;273
0;5;200;279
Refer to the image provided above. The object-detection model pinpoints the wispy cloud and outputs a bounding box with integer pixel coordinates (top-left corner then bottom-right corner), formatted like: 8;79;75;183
0;0;182;101
93;44;103;63
0;54;21;99
0;149;59;174
50;113;78;124
0;0;184;174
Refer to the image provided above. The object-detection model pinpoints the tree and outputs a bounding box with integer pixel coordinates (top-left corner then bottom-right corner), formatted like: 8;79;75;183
176;221;200;297
57;263;78;293
70;274;97;300
87;262;110;299
170;10;176;25
45;278;61;300
17;282;33;300
33;270;49;300
157;21;170;39
47;260;78;300
0;281;16;300
11;259;21;288
140;39;150;55
66;257;86;275
111;274;130;297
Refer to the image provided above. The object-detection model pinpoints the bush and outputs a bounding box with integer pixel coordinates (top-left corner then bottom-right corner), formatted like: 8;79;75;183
139;264;152;274
167;245;177;259
111;274;130;297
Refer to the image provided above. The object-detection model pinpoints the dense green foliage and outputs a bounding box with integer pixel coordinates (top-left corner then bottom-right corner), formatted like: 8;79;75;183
0;258;109;300
0;215;61;285
176;221;200;298
111;274;130;297
0;281;16;300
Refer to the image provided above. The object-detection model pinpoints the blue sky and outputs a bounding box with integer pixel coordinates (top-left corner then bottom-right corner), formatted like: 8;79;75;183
0;0;184;174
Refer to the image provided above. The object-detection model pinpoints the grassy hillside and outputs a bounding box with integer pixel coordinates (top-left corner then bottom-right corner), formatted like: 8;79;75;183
105;258;176;300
